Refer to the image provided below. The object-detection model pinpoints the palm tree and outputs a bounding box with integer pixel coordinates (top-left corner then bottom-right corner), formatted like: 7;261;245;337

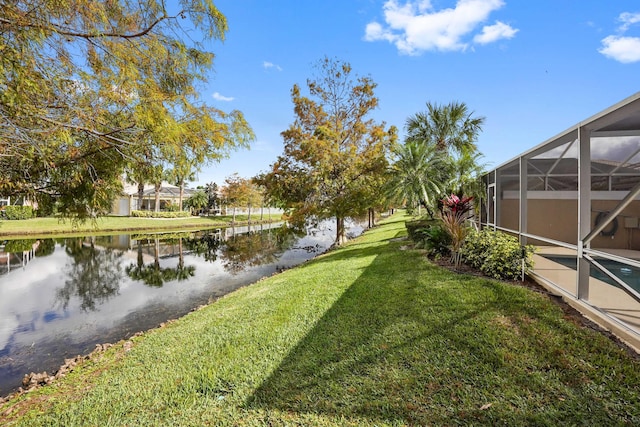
185;189;208;215
385;141;446;216
405;101;485;155
446;150;489;201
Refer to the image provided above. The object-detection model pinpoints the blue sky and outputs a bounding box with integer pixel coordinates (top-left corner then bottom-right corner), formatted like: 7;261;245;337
192;0;640;187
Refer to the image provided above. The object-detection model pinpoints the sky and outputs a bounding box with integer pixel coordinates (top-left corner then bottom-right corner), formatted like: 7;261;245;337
190;0;640;188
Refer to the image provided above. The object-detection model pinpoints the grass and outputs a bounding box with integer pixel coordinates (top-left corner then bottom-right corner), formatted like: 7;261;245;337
1;213;639;426
0;213;282;238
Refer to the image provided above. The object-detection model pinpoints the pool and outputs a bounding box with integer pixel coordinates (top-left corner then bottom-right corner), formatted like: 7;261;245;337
542;255;640;294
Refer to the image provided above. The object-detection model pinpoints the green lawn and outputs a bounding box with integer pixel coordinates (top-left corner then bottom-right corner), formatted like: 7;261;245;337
1;213;639;426
0;213;282;238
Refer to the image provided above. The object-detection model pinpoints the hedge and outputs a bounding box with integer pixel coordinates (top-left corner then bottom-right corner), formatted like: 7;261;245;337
459;228;535;280
2;206;34;220
131;210;192;218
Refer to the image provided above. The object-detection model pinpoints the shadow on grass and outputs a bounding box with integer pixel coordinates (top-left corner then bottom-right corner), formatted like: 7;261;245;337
244;229;638;425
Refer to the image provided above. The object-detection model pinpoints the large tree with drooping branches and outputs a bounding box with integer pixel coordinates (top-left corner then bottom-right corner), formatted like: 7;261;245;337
0;0;253;218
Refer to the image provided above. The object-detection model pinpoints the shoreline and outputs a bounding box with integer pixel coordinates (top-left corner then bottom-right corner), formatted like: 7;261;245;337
0;217;281;239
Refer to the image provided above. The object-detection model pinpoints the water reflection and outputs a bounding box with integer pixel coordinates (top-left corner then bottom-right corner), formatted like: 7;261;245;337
0;220;360;396
125;236;196;288
221;224;304;274
58;238;123;311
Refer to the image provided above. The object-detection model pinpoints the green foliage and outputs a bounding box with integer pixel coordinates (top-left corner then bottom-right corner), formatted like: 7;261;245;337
258;57;396;245
460;228;535;280
406;101;485;155
405;219;452;257
405;219;435;241
131;210;191;218
185;189;209;212
1;0;253;221
3;205;34;220
420;222;453;257
164;203;180;212
385;141;447;215
398;101;487;215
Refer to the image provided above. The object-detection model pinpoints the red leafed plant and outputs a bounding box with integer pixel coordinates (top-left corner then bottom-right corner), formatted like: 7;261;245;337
440;194;474;268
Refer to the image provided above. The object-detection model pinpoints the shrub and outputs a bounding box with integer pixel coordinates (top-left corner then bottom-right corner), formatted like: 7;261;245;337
131;210;191;218
3;205;34;220
405;219;451;257
405;219;437;241
419;221;452;257
460;228;535;280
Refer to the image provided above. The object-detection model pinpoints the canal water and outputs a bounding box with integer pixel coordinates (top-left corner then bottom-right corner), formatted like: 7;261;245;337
0;220;362;396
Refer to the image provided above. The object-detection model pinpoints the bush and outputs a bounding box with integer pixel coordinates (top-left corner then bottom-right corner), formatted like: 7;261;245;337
3;205;34;220
131;210;191;218
419;222;452;257
164;203;180;212
405;219;437;241
406;219;451;257
460;228;535;280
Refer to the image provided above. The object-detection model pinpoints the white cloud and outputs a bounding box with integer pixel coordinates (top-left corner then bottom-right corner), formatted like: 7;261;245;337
263;61;283;71
599;35;640;63
364;0;517;55
599;11;640;63
619;12;640;32
212;92;234;102
473;20;518;44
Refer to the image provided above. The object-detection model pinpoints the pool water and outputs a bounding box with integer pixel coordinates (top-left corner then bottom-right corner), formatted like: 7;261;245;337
542;255;640;294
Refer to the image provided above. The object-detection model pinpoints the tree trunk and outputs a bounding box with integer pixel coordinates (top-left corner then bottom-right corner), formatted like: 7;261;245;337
137;181;144;211
154;182;161;212
247;203;252;223
232;206;236;223
335;216;347;246
178;179;184;211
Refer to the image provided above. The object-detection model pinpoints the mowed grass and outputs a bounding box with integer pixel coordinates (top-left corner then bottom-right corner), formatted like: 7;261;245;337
1;213;639;426
0;213;282;237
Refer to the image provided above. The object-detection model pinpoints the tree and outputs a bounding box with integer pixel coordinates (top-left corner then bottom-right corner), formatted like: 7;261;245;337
0;1;253;219
185;189;208;214
220;173;260;222
402;101;486;215
167;159;197;211
445;150;488;207
203;182;220;212
405;101;485;156
258;57;396;245
385;141;447;217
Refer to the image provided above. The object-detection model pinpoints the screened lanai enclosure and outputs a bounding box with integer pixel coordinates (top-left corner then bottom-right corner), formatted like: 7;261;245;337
481;92;640;349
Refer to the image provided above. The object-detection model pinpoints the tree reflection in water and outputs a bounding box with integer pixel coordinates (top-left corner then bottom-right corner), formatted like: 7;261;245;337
221;224;304;274
183;229;223;263
125;236;195;288
56;237;123;311
41;224;308;312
